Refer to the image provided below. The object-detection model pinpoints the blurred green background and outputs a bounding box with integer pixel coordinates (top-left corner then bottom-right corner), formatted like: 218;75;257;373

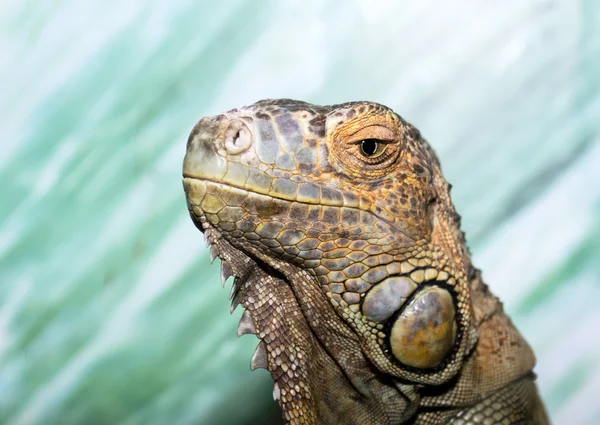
1;1;599;424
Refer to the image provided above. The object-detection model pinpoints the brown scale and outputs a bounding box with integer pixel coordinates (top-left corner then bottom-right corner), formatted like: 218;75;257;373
182;99;549;424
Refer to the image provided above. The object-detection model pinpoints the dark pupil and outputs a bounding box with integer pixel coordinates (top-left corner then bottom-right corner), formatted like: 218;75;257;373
360;139;378;156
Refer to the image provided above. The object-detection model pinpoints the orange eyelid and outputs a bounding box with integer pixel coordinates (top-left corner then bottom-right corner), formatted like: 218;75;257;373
345;125;396;144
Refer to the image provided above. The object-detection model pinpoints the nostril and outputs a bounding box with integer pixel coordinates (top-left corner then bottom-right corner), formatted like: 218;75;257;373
224;121;252;155
232;129;243;147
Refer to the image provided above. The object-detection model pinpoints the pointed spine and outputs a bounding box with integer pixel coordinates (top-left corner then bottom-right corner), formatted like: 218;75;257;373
221;262;232;287
209;246;219;264
229;277;242;300
237;310;256;337
250;341;268;371
230;291;242;314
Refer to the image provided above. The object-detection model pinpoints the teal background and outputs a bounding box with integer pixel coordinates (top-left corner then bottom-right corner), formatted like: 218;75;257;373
1;1;599;424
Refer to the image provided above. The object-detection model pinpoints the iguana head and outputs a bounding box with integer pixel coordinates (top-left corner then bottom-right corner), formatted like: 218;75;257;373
182;99;477;424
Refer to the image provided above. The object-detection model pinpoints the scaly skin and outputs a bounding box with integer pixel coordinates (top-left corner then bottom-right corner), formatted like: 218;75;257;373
182;99;550;425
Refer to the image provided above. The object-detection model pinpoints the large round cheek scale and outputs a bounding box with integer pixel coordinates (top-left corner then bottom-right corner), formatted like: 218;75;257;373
389;286;457;369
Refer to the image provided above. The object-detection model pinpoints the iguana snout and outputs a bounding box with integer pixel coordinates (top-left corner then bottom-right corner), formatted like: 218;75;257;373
183;112;252;183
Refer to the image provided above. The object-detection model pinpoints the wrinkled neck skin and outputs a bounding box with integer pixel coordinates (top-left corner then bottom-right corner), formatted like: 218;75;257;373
204;223;421;424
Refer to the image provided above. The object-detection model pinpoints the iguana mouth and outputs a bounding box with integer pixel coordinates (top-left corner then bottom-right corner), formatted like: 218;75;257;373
183;176;370;229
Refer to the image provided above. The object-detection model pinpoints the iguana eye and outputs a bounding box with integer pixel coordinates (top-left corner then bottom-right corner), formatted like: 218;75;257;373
360;139;378;156
359;139;387;158
329;120;401;177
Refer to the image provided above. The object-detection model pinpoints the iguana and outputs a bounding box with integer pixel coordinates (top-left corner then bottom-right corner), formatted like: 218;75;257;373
182;99;550;425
